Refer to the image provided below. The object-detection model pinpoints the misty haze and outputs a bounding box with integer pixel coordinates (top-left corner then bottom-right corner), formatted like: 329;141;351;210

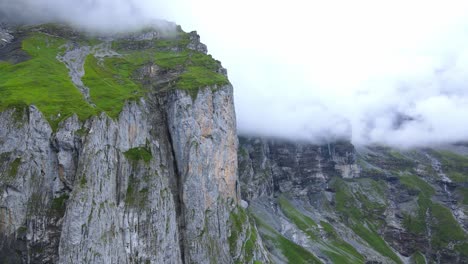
2;0;468;147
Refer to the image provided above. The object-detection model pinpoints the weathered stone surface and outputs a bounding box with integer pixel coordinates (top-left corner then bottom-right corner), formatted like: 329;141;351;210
238;137;357;199
0;85;268;263
239;138;468;264
167;85;239;263
0;25;269;264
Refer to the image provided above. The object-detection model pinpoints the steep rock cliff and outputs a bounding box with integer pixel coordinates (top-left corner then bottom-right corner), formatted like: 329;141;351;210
0;23;268;264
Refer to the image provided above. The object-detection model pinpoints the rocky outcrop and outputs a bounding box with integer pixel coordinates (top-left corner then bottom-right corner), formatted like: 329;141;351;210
0;24;269;264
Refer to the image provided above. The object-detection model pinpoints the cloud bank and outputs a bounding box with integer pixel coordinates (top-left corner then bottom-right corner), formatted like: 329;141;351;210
0;0;173;32
2;0;468;147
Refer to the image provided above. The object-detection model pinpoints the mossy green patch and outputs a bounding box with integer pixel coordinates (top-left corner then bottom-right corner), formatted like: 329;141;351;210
399;173;467;248
82;55;143;118
456;187;468;205
228;207;248;254
153;50;190;69
431;150;468;183
113;35;229;99
9;158;21;178
79;176;87;188
278;196;318;239
125;176;149;208
319;221;365;264
275;235;322;264
399;174;435;197
430;203;466;248
124;147;152;163
243;224;258;263
400;173;435;235
50;193;70;217
1;26;228;129
10;103;28;126
16;226;28;237
0;33;96;130
177;66;229;98
411;251;426;264
352;222;401;263
361;147;415;173
455;243;468;257
333;178;401;264
255;213;322;264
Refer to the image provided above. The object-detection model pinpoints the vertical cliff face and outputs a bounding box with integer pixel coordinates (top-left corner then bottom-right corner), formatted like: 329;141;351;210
0;24;268;264
239;137;468;264
238;137;358;200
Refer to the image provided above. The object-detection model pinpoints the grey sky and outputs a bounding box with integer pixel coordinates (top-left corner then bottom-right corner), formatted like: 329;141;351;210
2;0;468;147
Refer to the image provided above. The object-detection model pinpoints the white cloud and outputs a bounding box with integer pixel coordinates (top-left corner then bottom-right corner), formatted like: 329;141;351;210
2;0;468;147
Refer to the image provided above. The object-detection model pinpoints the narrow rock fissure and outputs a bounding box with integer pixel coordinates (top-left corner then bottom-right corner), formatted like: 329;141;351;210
153;94;186;264
166;124;186;264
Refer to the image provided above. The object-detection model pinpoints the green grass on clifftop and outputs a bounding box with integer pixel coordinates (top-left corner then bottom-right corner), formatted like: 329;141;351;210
83;56;143;118
0;33;95;129
1;25;229;129
113;31;229;99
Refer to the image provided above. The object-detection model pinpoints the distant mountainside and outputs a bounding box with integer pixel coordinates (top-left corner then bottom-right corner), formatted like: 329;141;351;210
238;137;468;263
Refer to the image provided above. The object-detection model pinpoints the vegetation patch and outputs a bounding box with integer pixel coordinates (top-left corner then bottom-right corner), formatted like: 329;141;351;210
255;214;322;264
399;173;467;249
411;251;426;264
9;158;21;178
430;203;466;248
82;55;144;119
124;147;152;163
455;243;468;257
1;25;227;129
456;187;468;205
228;207;248;255
400;174;434;235
125;176;149;208
177;66;228;98
431;150;468;183
274;234;322;264
50;193;70;217
0;33;96;130
278;196;318;239
332;178;401;264
319;221;365;264
80;176;87;188
114;33;229;99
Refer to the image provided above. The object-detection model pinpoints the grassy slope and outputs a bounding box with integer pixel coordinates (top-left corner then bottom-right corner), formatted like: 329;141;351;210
431;150;468;183
114;34;229;99
252;214;323;264
278;196;365;264
0;25;228;129
333;178;403;264
0;33;95;129
82;55;143;118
